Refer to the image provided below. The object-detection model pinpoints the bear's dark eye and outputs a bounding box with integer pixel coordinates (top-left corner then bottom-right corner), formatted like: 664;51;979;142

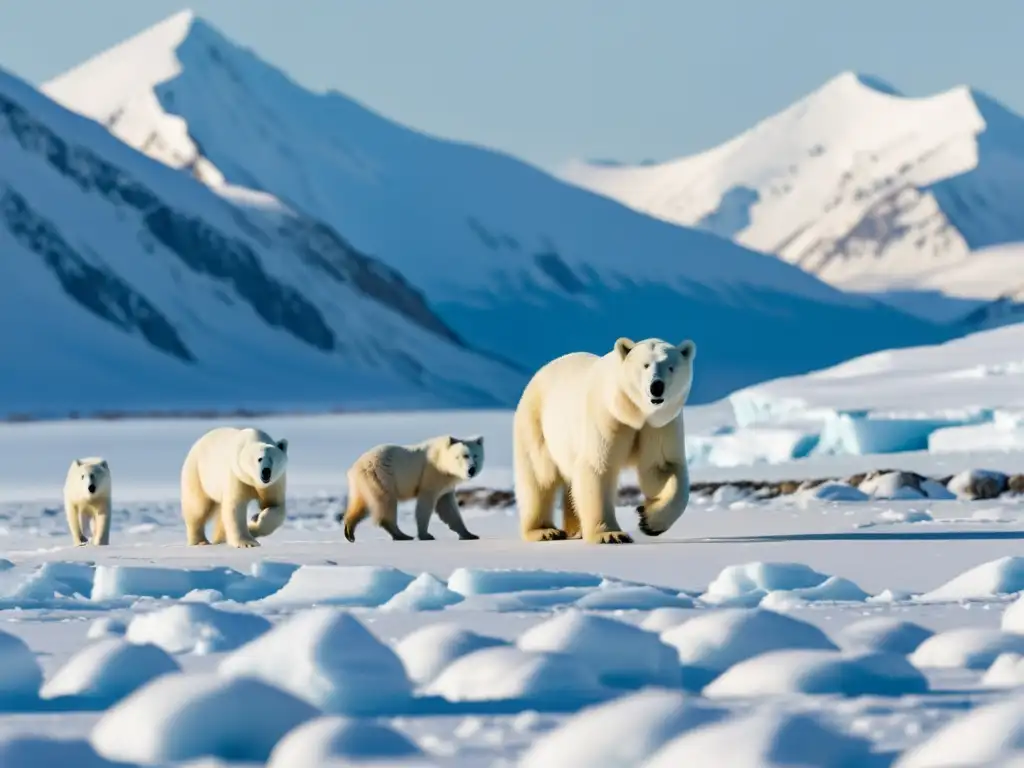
669;366;674;373
643;363;650;369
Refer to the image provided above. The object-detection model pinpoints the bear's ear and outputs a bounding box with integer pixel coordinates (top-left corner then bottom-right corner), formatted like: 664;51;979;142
446;435;457;447
72;458;81;468
614;337;635;360
678;340;696;361
99;459;108;469
469;435;484;446
276;438;289;454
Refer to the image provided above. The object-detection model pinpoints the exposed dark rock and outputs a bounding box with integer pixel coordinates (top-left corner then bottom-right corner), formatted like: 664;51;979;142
0;90;334;354
0;187;193;362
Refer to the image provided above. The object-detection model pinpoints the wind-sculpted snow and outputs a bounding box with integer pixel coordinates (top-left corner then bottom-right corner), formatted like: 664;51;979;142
2;411;1024;764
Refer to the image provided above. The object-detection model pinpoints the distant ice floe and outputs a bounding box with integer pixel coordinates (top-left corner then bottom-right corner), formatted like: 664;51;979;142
685;326;1024;465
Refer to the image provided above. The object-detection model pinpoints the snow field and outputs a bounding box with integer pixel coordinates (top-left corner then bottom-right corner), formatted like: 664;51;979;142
0;542;1021;763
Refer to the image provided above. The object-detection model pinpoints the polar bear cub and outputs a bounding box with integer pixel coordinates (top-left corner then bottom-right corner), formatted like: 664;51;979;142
180;427;288;548
514;336;696;544
63;457;112;546
343;435;484;542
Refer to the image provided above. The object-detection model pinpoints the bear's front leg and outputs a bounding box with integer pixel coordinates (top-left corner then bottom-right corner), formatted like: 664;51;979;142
414;493;438;540
636;461;689;537
65;502;87;547
221;495;260;548
249;505;286;538
572;463;632;544
435;491;479;540
92;507;111;546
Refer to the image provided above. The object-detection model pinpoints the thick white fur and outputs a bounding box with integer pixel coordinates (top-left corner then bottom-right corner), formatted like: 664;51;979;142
63;457;112;546
513;337;695;544
180;427;288;548
343;435;484;542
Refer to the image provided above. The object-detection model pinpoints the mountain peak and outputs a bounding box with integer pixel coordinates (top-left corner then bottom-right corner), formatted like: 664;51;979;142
41;9;232;119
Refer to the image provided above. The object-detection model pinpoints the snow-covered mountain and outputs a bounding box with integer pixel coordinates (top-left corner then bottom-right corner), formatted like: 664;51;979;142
562;72;1024;322
43;12;951;404
0;64;527;418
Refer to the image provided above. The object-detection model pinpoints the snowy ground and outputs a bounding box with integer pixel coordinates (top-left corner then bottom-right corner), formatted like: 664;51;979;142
1;411;1024;766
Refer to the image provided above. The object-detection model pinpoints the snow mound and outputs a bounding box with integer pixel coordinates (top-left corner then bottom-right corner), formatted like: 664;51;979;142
257;565;415;607
0;736;127;767
0;630;43;705
700;562;868;607
835;617;934;654
90;672;319;765
641;608;695;634
573;583;693;611
87;617;127;640
425;646;604;706
920;556;1024;601
219;608;413;715
126;603;271;654
909;628;1024;670
874;508;934;525
517;611;681;689
447;568;602;596
380;573;464;612
799;481;870;502
249;559;300;588
644;708;873;768
704;649;927;698
859;472;926;500
40;638;179;706
394;623;508;686
1002;594;1024;633
659;608;837;689
982;653;1024;687
518;689;723;768
894;695;1024;767
91;565;245;601
267;716;427;768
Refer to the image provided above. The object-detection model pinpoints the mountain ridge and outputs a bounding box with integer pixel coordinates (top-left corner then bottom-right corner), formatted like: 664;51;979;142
43;17;953;405
560;71;1024;324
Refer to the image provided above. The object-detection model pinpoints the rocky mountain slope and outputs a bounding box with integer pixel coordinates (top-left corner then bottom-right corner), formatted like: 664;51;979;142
43;14;950;404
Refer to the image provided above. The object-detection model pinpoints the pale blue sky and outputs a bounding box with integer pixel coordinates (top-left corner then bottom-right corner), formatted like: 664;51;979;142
0;1;1021;170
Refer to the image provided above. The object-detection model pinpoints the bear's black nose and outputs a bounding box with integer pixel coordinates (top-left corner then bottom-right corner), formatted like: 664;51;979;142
650;379;665;398
468;466;477;478
87;484;96;494
261;468;271;482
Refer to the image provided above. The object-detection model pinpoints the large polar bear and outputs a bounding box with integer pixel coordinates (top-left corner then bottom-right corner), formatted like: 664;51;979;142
343;435;484;542
514;337;696;544
63;457;112;546
180;427;289;548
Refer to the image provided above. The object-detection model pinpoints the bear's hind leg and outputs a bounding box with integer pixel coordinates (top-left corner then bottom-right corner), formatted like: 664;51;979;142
514;410;566;542
181;454;214;546
342;481;370;543
563;487;582;540
209;505;226;544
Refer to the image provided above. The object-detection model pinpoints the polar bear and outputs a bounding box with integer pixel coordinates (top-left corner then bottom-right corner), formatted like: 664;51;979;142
63;457;112;546
513;337;696;544
180;427;288;548
342;435;484;542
